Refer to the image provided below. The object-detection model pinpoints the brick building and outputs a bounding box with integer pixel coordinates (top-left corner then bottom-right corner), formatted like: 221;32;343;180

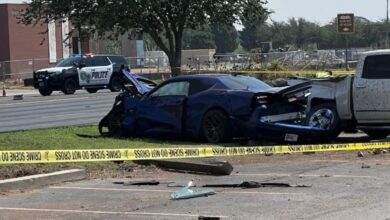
0;1;139;81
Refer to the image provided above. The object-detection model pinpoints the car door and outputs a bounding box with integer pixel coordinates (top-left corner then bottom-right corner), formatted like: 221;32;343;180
78;57;94;86
135;81;190;136
353;54;390;123
90;56;113;86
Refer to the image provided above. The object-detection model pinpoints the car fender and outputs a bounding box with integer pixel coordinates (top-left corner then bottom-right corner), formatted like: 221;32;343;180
185;90;232;137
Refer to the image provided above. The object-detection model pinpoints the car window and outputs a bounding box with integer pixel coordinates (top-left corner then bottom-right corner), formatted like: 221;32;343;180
362;55;390;79
149;81;190;97
56;57;81;67
219;75;271;90
108;56;128;65
82;57;93;67
92;56;111;66
189;79;214;95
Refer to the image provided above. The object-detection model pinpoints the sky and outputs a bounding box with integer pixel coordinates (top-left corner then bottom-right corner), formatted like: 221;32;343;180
267;0;384;25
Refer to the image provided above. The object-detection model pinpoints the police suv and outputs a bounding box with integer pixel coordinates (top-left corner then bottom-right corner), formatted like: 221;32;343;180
33;54;128;96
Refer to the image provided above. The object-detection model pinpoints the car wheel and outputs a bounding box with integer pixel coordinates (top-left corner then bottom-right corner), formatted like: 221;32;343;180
305;103;341;139
86;88;99;93
202;109;230;143
109;75;122;92
62;78;77;95
363;130;390;140
38;88;53;96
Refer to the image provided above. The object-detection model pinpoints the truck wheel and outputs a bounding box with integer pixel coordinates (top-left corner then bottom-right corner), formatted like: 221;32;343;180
109;75;122;92
62;78;77;95
38;88;53;96
86;88;98;93
305;103;341;139
363;130;390;140
201;109;230;143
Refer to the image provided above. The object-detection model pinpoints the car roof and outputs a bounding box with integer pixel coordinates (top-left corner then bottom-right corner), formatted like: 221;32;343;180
172;74;236;81
361;49;390;56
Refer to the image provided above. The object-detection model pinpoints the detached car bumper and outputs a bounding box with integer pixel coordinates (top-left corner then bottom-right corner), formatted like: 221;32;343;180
236;107;326;143
250;121;325;143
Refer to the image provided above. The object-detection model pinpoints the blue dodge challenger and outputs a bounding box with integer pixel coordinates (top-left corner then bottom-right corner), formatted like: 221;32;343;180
99;71;324;143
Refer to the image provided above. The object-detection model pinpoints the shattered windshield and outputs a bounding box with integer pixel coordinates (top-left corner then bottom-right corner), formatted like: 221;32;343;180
219;75;271;90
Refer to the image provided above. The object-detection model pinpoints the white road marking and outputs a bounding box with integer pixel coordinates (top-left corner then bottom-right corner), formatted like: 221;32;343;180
50;186;303;195
0;207;228;218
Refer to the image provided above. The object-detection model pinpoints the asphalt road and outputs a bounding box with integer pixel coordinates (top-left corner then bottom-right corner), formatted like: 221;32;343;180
2;155;390;220
0;90;117;133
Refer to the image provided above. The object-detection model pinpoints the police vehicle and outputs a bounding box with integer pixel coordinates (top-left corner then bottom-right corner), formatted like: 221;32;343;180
33;54;129;96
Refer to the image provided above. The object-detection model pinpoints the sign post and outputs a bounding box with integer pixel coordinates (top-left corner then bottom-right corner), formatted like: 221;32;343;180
337;13;355;71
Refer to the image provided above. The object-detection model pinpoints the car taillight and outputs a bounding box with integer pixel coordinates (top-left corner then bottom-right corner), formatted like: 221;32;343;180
254;95;268;105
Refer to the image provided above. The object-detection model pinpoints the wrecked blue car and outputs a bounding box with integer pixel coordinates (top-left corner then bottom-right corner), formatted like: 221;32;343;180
99;71;324;143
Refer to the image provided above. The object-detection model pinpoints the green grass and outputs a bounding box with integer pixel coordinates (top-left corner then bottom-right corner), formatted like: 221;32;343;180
0;125;215;151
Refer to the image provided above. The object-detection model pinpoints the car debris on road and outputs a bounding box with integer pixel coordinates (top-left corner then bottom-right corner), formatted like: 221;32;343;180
171;181;216;200
202;181;311;188
134;158;234;175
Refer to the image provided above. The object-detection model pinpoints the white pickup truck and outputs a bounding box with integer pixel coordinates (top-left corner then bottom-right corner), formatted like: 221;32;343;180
302;50;390;140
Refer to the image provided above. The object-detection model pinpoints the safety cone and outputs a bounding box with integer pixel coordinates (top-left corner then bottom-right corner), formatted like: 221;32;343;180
2;87;6;97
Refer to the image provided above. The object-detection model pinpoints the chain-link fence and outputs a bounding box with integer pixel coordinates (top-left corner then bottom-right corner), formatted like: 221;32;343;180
181;48;371;72
0;48;373;85
0;58;55;84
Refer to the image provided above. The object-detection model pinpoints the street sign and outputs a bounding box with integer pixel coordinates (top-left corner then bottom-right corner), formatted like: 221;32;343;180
338;13;355;33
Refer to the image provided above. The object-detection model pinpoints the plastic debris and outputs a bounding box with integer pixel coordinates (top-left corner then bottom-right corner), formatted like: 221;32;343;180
171;181;215;200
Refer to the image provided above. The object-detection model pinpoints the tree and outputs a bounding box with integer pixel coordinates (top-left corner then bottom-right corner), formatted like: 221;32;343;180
211;24;238;53
22;0;270;74
239;21;258;50
182;26;215;49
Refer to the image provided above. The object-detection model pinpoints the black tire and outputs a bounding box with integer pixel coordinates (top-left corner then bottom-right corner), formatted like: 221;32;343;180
109;75;122;92
201;109;230;143
305;103;341;140
62;78;77;95
363;130;390;140
38;88;53;96
86;88;99;93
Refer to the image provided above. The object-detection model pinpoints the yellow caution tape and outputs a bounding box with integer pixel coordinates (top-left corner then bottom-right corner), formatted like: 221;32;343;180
1;142;390;164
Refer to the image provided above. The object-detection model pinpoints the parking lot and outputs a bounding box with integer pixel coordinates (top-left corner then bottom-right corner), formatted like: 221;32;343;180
1;151;390;220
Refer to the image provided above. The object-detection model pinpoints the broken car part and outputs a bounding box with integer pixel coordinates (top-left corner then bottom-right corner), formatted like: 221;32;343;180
134;158;233;175
171;181;215;200
203;181;311;188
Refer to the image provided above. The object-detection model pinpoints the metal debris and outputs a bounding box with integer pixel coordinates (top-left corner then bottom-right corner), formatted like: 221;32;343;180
203;181;311;188
136;158;233;175
113;180;162;186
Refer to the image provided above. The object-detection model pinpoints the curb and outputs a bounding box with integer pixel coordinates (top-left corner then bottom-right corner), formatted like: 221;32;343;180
0;169;86;192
